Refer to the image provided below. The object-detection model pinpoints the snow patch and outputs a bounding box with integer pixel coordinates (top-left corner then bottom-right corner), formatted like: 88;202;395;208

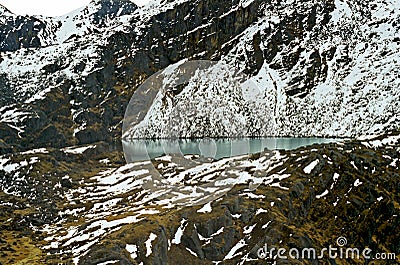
126;244;138;259
316;189;329;199
304;159;319;174
197;202;212;213
224;239;247;260
63;145;96;154
354;179;363;187
172;219;187;244
145;233;157;257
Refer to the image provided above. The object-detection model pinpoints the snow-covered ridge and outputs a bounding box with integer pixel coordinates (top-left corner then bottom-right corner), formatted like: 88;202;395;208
0;0;138;51
0;0;194;51
0;4;12;16
53;0;138;43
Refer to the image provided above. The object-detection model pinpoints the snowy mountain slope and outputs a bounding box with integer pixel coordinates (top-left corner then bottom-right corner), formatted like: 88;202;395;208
124;0;400;138
52;0;137;44
0;0;138;52
0;0;260;152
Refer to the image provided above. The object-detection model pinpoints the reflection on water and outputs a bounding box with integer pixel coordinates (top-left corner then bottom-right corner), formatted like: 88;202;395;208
123;138;343;163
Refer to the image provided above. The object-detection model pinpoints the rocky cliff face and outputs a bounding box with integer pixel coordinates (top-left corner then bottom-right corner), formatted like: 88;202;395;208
124;0;400;138
0;0;399;264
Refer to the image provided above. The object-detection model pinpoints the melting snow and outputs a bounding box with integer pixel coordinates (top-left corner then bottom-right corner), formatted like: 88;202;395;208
240;192;266;199
185;247;198;257
126;244;138;259
0;158;11;171
354;179;363;187
390;159;398;168
172;219;187;244
97;261;120;265
243;224;256;234
224;239;247;260
211;227;224;237
99;158;111;164
197;202;212;213
262;221;272;229
330;173;340;189
145;233;157;257
255;208;268;215
303;160;319;174
20;148;49;155
316;189;329;199
63;145;96;154
0;158;37;173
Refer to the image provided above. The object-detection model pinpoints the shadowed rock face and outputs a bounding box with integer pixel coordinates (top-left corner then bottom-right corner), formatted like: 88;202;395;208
0;5;46;51
91;0;138;24
0;0;399;264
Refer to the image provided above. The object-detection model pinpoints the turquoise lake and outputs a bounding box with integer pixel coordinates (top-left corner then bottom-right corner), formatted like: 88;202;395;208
123;138;344;162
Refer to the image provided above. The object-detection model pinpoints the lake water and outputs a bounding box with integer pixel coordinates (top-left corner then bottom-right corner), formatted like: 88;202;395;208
123;138;344;162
